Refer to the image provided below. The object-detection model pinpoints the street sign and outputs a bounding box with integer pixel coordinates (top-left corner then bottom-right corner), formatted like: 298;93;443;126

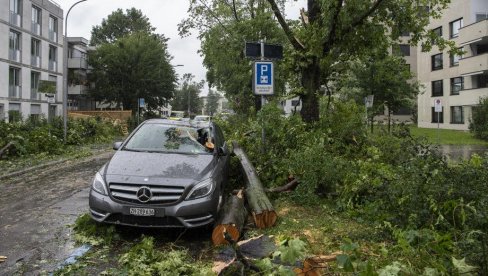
245;42;283;59
434;99;442;112
139;98;145;108
46;95;55;103
253;61;274;95
364;95;374;108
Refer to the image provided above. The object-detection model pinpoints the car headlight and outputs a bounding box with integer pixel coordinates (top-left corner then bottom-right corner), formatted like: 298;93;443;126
92;172;108;195
186;178;215;200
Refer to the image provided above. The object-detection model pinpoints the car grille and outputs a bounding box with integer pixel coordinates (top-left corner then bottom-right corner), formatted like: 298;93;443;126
106;214;183;227
109;183;185;204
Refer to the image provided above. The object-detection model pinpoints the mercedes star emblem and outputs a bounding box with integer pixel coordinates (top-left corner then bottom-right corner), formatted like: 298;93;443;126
136;186;152;203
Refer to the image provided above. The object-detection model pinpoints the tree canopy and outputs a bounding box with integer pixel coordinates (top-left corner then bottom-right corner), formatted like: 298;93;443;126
205;90;221;115
88;9;177;112
182;0;457;123
90;8;155;46
179;0;288;115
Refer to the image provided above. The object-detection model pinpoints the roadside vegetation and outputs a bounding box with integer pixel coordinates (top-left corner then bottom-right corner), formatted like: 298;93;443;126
409;125;488;146
216;99;487;274
0;117;122;173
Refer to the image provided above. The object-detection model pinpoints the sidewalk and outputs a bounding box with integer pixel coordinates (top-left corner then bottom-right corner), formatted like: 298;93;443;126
0;145;113;181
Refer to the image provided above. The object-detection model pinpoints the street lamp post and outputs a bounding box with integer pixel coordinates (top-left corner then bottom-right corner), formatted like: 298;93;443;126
63;0;87;143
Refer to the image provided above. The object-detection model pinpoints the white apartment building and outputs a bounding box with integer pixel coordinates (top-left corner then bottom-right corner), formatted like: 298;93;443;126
67;36;95;111
0;0;64;122
417;0;488;130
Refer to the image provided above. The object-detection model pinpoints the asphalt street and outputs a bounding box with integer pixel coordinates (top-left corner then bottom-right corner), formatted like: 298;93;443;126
0;152;113;275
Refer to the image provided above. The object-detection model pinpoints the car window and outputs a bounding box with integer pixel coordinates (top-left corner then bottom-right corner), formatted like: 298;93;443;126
124;124;211;154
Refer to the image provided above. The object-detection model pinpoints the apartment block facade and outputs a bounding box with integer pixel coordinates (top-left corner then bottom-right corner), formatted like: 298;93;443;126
67;36;95;111
0;0;63;122
417;0;488;130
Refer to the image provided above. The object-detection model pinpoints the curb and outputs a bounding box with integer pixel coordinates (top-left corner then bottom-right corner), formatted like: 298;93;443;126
0;149;111;181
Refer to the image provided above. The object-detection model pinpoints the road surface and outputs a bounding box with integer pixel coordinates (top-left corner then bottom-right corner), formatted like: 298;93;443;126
0;152;112;275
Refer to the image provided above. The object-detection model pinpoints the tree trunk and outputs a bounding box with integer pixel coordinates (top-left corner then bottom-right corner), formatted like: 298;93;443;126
232;141;277;228
300;61;321;123
212;190;248;246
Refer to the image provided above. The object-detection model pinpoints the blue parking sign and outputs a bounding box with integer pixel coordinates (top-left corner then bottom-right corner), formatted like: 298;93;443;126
253;61;274;95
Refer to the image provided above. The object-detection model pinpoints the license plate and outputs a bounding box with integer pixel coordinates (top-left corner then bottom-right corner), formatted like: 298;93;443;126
129;208;155;216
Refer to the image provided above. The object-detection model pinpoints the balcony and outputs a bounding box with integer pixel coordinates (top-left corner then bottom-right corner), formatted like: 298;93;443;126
456;87;488;106
9;11;21;27
49;30;57;42
31;55;40;67
68;57;88;69
9;49;21;62
49;60;57;71
459;53;488;76
459;20;488;46
31;22;41;36
68;85;88;95
9;86;22;98
31;90;41;100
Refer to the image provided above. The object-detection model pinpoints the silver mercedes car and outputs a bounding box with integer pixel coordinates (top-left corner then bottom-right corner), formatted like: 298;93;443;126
88;119;229;228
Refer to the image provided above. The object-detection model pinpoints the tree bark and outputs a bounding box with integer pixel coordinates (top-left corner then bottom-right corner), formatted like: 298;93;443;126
232;141;277;228
212;190;248;246
300;61;321;123
266;178;299;193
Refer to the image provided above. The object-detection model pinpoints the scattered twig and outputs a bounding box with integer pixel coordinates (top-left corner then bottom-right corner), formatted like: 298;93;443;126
266;178;299;193
0;142;14;158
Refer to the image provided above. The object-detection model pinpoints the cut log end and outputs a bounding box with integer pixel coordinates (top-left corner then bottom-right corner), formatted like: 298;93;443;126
212;224;240;246
253;211;277;229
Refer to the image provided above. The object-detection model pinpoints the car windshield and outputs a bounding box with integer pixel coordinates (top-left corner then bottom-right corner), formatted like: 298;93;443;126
124;124;210;154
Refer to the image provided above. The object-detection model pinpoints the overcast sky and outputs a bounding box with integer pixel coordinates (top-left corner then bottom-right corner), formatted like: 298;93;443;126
59;0;306;95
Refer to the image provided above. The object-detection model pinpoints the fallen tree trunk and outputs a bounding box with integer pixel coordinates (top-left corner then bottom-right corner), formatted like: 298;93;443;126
266;178;299;193
232;141;277;228
212;190;247;246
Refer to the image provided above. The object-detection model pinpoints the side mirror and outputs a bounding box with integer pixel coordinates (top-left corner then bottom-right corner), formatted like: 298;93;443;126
113;142;123;150
217;146;227;156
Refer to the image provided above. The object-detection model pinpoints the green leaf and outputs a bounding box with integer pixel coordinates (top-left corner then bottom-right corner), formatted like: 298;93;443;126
452;257;477;275
336;254;354;272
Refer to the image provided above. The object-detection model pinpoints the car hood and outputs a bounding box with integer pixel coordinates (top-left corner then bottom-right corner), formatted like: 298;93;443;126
104;150;215;186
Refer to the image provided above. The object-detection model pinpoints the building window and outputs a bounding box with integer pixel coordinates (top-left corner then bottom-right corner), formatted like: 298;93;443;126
9;67;21;98
32;6;41;35
431;53;443;71
400;31;410;37
31;71;41;100
432;80;443;97
450;77;463;95
473;74;488;89
31;38;41;67
450;106;464;124
49;45;57;71
400;44;410;56
9;0;22;26
8;103;22;123
30;104;41;121
450;18;463;38
49;16;58;42
9;30;21;62
431;26;442;44
431;107;444;123
291;100;301;107
476;13;488;22
450;48;463;66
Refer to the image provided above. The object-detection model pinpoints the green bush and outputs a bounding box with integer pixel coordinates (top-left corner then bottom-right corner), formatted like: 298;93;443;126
469;97;488;140
0;116;121;158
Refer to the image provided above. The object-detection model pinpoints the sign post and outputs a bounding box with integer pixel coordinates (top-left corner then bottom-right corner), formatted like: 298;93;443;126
138;98;145;125
434;99;442;144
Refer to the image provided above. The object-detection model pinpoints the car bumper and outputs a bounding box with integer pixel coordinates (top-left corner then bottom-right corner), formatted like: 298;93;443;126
88;188;218;228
